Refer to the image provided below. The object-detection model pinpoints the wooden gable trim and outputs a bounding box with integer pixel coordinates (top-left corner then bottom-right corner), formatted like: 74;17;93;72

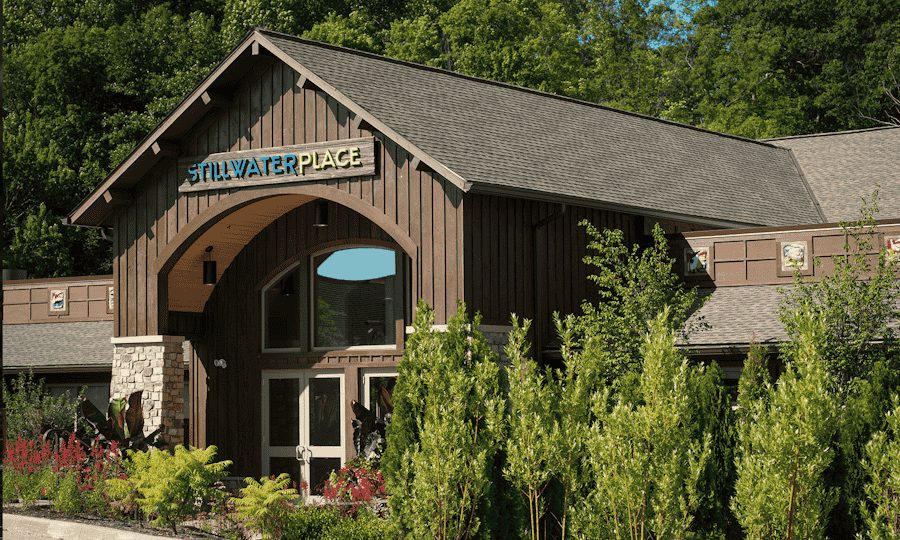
70;28;471;227
254;31;471;195
69;32;264;227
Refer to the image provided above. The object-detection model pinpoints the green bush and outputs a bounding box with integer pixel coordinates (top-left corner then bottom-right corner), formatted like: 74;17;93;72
281;505;340;540
231;473;299;539
128;445;232;533
573;308;711;540
383;300;506;540
859;396;900;539
3;371;82;439
319;511;392;540
733;308;839;540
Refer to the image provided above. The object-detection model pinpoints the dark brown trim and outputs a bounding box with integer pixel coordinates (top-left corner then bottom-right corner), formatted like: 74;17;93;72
2;275;114;286
2;365;113;374
684;218;900;239
468;182;761;230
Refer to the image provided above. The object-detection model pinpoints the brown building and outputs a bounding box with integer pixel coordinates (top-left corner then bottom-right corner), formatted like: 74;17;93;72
4;28;898;489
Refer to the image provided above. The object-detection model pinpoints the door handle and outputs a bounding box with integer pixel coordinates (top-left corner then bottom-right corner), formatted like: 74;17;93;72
296;445;306;462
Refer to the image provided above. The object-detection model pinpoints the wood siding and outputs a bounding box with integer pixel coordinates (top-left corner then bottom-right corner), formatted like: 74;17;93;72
112;60;464;339
192;200;405;474
463;194;636;347
3;277;113;324
680;223;900;287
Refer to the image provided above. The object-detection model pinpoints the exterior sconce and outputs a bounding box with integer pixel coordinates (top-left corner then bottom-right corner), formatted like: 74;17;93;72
314;199;329;227
214;358;227;368
203;246;216;285
280;274;295;296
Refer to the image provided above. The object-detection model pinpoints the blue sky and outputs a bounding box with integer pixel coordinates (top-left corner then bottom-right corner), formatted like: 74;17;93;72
317;248;396;280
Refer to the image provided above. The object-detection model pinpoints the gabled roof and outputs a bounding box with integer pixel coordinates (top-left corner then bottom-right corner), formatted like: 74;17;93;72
767;126;900;222
685;286;788;348
70;28;825;229
2;321;114;372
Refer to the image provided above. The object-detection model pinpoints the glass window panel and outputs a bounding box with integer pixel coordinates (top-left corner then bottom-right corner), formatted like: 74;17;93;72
269;379;300;447
367;376;396;421
84;386;110;410
309;457;341;496
314;248;397;347
47;384;110;411
308;378;341;447
265;267;306;349
270;457;303;494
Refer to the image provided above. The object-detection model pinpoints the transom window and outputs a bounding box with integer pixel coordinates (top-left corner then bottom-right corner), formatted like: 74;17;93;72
263;246;406;352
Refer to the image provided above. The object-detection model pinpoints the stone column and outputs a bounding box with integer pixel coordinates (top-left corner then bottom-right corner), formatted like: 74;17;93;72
110;335;186;447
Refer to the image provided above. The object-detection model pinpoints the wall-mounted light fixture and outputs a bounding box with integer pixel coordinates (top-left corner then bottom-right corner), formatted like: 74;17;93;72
203;246;216;285
280;273;295;296
213;358;227;368
314;199;329;227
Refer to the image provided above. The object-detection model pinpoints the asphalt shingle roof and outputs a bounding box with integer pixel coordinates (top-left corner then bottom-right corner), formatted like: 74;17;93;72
3;321;113;370
768;126;900;222
262;30;824;228
685;286;787;347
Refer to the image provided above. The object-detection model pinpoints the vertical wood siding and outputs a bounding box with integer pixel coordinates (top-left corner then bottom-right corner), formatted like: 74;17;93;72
114;60;464;338
463;193;636;342
193;201;404;475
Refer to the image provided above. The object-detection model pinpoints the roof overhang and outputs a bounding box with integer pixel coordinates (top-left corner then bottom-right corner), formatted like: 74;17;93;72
68;29;471;228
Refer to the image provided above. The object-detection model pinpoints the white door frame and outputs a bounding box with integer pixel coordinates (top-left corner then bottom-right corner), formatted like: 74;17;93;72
261;369;346;497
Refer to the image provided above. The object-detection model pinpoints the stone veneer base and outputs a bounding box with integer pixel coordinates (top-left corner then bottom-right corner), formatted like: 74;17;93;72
110;335;186;447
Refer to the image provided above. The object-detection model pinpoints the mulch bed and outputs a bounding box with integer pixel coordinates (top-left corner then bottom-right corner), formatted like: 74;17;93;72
3;501;230;539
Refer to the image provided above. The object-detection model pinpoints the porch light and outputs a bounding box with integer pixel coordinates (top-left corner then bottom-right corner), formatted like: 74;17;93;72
314;199;329;227
203;246;216;285
280;273;295;296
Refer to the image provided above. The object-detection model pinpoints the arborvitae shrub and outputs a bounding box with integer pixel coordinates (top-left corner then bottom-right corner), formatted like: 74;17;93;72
382;300;506;540
574;309;712;539
687;362;738;539
733;309;838;540
859;396;900;539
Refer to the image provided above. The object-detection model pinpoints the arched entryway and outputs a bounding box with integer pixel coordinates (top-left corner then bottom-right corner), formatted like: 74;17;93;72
153;185;417;480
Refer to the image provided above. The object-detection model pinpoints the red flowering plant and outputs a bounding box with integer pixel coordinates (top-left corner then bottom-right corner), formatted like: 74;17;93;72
3;436;55;504
323;458;387;518
2;433;127;512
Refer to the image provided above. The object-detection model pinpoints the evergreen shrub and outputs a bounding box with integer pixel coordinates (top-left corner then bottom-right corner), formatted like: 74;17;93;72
382;300;506;540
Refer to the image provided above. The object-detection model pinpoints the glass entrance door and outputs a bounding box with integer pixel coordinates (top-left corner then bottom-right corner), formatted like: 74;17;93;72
262;370;345;496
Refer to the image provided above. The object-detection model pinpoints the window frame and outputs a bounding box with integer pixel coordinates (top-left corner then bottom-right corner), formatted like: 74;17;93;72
261;244;406;354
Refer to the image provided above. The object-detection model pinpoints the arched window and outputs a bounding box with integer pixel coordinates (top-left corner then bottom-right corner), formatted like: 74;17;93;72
262;246;407;352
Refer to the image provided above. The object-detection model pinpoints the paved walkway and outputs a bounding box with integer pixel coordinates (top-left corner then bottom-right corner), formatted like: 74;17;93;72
2;514;172;540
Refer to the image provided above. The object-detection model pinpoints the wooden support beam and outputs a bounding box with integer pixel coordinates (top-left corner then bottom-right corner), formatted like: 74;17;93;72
201;91;230;108
103;188;133;205
410;157;433;173
251;41;274;57
152;140;180;156
352;114;374;132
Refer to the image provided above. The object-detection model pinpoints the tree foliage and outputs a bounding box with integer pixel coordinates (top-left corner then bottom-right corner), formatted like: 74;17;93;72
382;300;507;540
779;191;900;404
574;220;704;386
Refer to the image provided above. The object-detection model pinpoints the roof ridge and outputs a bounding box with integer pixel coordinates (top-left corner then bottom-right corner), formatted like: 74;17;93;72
257;28;782;150
764;124;900;141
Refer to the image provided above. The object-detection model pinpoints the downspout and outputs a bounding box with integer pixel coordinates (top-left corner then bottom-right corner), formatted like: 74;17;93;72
531;203;566;363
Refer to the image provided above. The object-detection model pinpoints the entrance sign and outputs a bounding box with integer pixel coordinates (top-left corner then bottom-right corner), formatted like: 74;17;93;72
178;137;376;193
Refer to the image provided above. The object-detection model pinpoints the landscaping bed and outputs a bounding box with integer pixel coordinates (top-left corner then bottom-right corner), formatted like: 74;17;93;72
3;500;224;539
